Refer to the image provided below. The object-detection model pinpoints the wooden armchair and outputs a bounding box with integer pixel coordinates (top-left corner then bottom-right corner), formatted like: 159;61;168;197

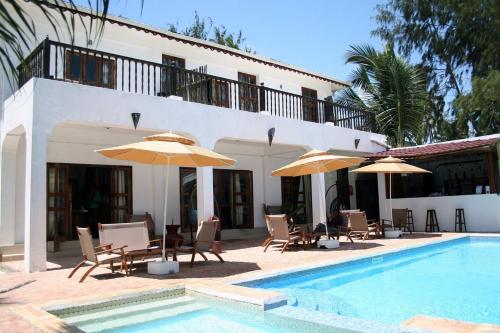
264;215;306;253
68;227;128;283
175;220;224;266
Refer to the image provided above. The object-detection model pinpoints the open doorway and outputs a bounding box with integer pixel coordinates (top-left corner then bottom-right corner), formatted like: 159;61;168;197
47;163;132;246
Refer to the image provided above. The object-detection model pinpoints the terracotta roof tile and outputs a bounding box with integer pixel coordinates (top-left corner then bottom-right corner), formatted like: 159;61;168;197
368;136;500;159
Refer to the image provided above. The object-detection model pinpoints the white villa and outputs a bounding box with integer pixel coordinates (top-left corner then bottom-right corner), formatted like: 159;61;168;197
1;2;498;274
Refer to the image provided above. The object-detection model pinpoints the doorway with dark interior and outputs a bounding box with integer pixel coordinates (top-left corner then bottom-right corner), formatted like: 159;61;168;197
355;173;380;220
47;163;132;246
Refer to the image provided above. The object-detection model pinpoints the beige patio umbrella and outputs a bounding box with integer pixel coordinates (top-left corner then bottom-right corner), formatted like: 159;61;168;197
97;132;235;262
272;150;365;236
353;156;430;229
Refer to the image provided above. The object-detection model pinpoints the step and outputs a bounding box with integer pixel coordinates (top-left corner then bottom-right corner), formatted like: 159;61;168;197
0;244;24;255
65;296;196;326
76;301;208;332
0;253;24;262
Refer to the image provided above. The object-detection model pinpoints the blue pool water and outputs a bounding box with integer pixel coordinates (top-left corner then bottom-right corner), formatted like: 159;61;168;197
243;237;500;325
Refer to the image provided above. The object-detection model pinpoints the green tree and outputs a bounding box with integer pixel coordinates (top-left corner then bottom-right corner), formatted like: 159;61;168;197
454;70;500;136
373;0;500;139
337;44;430;147
1;0;110;87
167;12;254;52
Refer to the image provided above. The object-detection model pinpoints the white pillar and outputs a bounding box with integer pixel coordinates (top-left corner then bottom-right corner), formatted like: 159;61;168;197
311;173;326;228
0;146;16;245
196;166;214;222
24;129;48;272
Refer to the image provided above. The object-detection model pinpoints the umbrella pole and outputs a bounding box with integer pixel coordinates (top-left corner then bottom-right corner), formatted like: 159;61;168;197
162;160;170;262
389;172;394;229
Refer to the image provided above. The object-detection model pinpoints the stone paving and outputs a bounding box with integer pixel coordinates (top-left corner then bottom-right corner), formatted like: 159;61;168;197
0;233;497;333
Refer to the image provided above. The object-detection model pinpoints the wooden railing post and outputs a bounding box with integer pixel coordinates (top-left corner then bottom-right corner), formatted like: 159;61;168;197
259;82;266;112
42;38;51;78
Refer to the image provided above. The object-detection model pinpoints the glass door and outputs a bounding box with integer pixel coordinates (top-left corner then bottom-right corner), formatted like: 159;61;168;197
110;166;132;223
302;87;318;122
214;169;254;229
47;164;70;249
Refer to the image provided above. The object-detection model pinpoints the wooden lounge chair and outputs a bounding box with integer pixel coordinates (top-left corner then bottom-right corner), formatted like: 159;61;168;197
263;215;306;253
392;208;411;234
347;211;381;240
263;214;286;247
175;220;224;266
68;227;128;283
98;221;177;274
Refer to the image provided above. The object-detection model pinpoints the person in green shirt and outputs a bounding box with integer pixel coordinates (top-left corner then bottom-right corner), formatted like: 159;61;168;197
87;184;102;237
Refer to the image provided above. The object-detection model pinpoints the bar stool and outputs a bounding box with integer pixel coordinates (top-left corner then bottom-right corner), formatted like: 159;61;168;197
425;209;440;232
455;208;467;232
407;209;415;232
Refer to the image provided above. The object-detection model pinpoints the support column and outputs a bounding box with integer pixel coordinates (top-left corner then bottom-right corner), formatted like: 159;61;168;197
196;166;214;222
0;148;17;245
311;173;326;228
24;129;48;272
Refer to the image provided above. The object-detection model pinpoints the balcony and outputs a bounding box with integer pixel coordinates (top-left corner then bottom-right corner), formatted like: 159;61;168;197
18;39;377;132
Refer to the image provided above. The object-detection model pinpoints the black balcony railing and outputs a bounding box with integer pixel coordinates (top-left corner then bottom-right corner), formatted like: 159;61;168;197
17;39;377;132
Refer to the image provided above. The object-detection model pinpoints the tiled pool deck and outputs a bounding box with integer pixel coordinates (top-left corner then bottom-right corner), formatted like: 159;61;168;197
1;233;499;333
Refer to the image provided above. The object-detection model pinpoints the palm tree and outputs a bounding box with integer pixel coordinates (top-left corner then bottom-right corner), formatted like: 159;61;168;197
1;0;111;87
337;44;429;147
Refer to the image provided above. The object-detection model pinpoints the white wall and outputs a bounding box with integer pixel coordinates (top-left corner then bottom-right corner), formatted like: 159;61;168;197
377;174;500;232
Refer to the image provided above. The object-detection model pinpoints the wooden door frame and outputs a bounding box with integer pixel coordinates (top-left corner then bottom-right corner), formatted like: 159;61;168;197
46;163;70;247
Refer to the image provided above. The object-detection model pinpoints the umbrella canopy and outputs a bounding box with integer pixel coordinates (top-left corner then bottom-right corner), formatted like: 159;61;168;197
97;133;235;167
353;156;430;230
271;150;366;177
271;149;365;237
96;132;235;263
352;156;430;174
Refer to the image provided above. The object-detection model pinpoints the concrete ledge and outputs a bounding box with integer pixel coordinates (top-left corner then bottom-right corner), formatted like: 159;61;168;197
186;281;287;310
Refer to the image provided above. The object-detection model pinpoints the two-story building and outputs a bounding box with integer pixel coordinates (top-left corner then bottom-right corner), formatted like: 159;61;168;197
0;2;387;272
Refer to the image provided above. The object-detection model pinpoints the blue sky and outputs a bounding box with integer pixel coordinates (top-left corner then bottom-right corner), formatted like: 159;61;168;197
76;0;385;82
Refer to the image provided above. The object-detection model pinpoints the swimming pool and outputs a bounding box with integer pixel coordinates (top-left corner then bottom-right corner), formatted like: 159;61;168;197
242;236;500;325
50;290;346;333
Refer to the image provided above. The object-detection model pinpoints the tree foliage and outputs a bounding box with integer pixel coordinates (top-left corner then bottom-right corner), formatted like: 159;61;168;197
373;0;500;139
337;44;430;147
167;12;254;53
1;0;111;87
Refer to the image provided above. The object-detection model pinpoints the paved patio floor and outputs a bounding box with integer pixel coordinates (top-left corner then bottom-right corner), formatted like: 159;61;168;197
0;233;496;333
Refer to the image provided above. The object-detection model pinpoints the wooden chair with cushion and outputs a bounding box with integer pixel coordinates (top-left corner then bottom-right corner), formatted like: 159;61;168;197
175;220;224;266
68;227;128;283
99;221;177;274
264;215;306;253
347;211;381;241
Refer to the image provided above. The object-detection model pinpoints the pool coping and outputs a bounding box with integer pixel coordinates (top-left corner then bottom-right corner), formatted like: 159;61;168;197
230;234;470;285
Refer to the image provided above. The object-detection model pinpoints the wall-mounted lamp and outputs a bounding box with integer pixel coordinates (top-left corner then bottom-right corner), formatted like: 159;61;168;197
268;127;275;146
131;112;141;130
354;138;360;149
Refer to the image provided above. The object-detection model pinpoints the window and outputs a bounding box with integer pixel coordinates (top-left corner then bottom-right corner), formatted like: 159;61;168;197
162;55;186;68
64;51;115;88
301;87;318;122
211;79;230;108
238;72;258;112
161;54;186;97
179;168;254;231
